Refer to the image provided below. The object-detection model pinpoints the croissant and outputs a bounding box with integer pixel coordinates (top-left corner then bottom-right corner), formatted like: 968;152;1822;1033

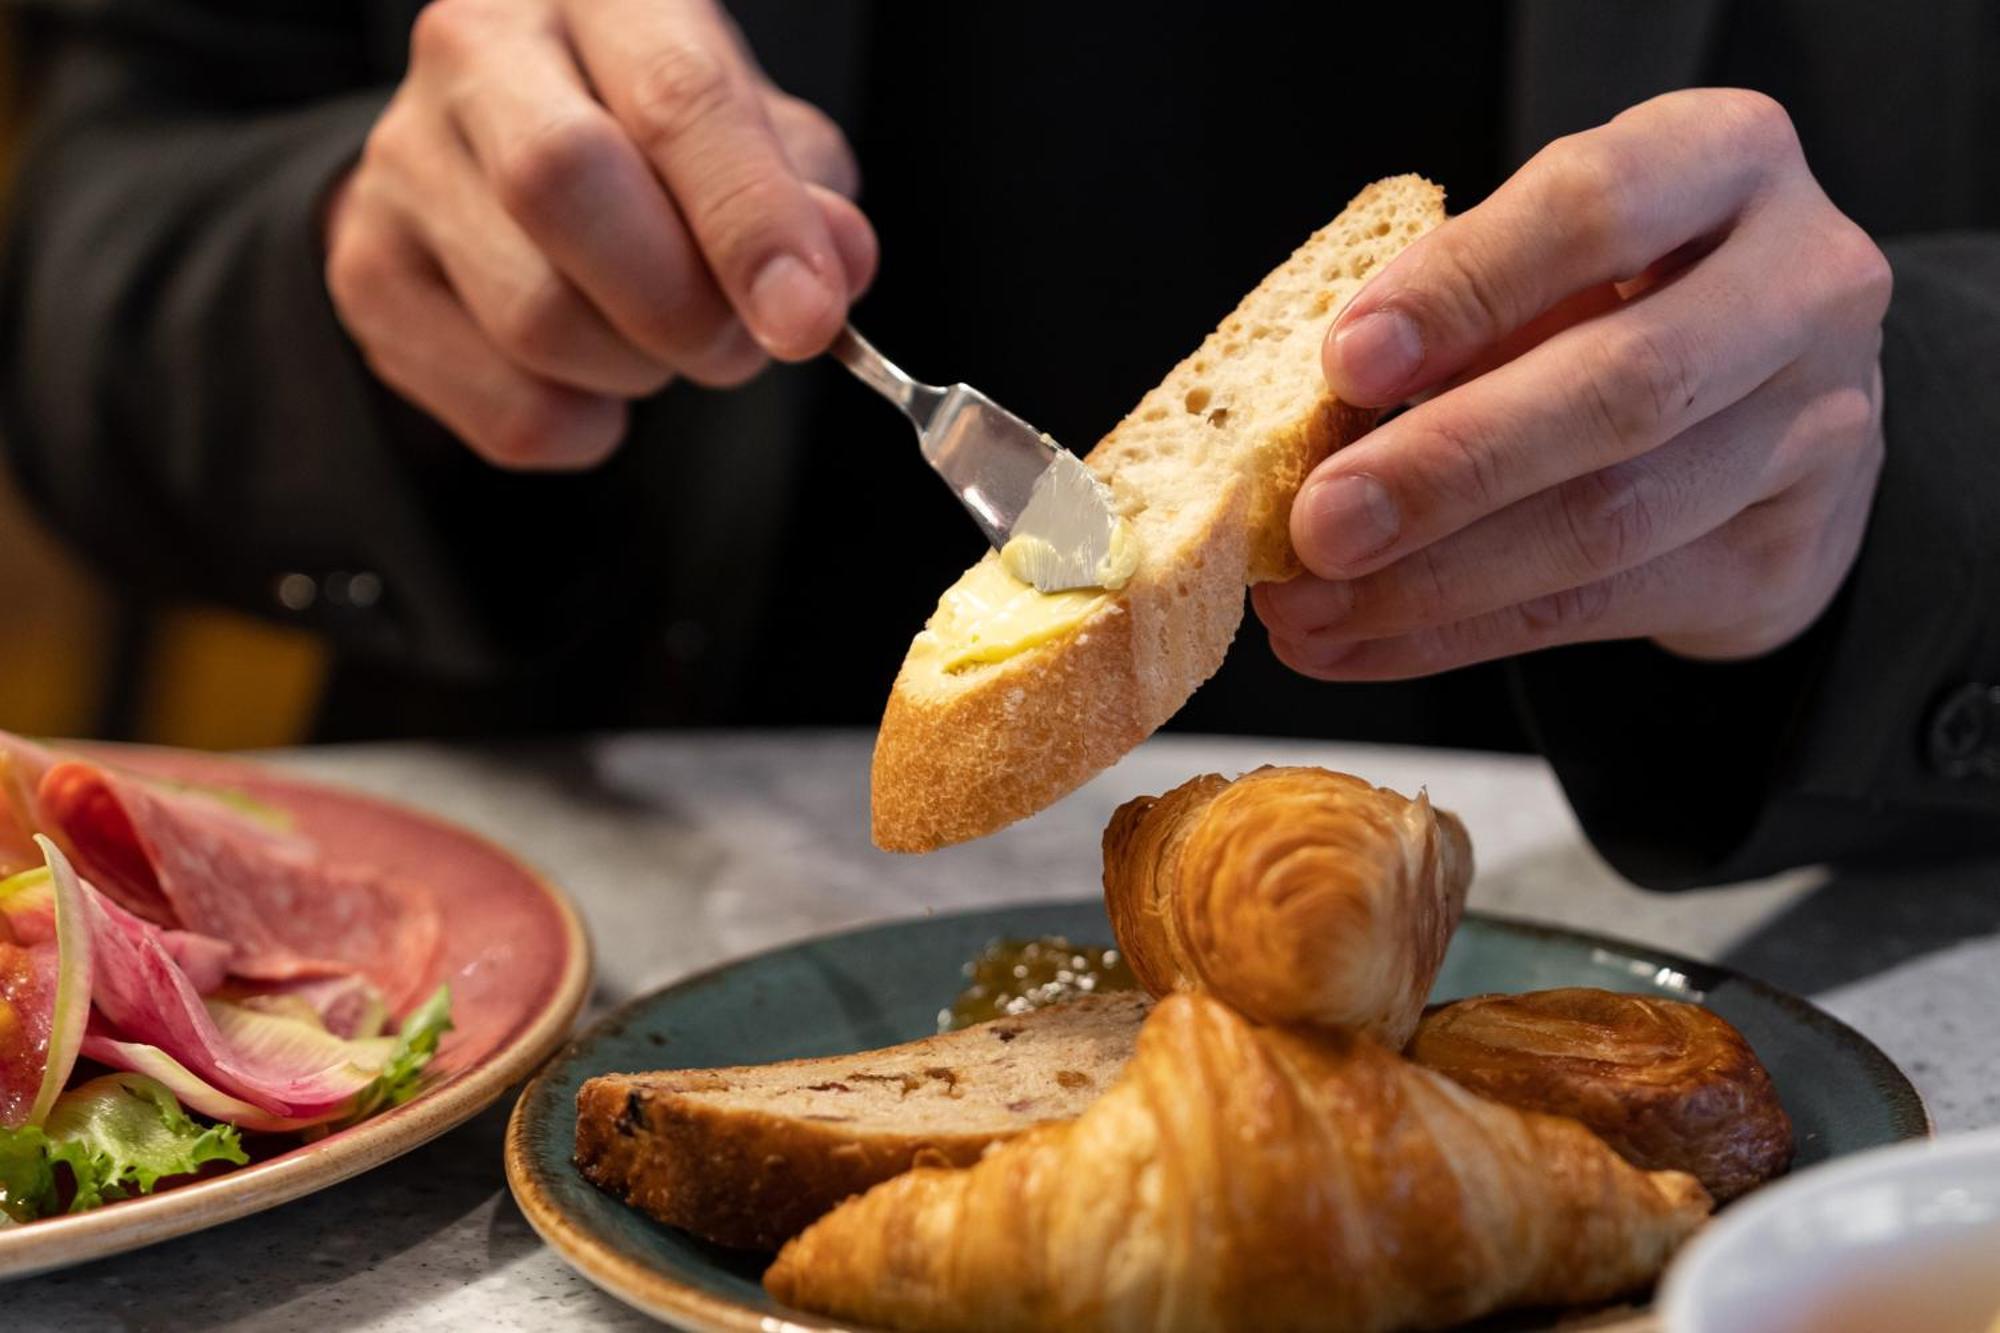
764;993;1710;1333
1410;988;1793;1202
1103;767;1471;1047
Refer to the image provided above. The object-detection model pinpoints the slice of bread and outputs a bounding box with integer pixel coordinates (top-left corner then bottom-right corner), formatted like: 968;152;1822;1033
573;990;1150;1251
871;176;1446;852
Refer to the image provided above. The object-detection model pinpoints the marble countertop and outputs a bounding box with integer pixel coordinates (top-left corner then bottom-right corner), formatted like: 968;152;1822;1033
16;731;2000;1331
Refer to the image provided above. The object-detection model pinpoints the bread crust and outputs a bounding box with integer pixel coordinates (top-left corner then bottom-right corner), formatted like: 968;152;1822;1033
575;991;1151;1250
576;1075;999;1251
871;177;1443;852
871;502;1246;853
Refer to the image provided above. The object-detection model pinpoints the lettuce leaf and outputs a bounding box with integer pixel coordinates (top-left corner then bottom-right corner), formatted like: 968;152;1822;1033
344;985;451;1124
0;1125;64;1222
45;1073;246;1206
0;1074;244;1220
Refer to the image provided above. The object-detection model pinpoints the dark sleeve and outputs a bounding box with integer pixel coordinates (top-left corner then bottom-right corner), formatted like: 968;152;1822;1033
0;2;640;678
1509;232;2000;889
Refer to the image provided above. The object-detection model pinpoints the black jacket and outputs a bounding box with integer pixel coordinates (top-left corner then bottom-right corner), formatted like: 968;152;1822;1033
4;0;1999;888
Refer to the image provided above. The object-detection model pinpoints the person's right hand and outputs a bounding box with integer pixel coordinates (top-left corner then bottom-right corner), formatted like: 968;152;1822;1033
324;0;878;469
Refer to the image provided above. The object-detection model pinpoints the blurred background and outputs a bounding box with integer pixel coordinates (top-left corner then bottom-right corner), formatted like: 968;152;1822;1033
1;15;322;748
0;6;1532;754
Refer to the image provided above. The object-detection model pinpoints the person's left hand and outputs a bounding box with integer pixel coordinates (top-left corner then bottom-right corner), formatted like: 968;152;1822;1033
1255;89;1892;680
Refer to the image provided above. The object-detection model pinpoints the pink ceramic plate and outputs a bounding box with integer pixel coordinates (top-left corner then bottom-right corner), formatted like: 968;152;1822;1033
0;744;591;1278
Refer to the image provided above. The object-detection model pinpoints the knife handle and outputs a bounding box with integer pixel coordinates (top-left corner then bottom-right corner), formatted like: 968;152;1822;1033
830;324;944;427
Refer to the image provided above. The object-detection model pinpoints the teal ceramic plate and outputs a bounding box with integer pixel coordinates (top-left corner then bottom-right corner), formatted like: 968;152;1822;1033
506;902;1927;1332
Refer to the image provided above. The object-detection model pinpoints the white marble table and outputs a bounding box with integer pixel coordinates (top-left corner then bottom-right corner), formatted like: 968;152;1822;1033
16;731;2000;1331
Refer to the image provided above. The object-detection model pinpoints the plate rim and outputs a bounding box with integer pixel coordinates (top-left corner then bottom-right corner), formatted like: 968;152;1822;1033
0;747;595;1279
504;898;1930;1332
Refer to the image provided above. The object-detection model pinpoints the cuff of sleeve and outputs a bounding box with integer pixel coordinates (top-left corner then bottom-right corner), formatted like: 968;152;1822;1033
1507;601;1843;891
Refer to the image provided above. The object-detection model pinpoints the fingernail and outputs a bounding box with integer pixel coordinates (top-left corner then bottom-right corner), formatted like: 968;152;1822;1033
1330;309;1423;404
1302;475;1400;574
747;254;836;356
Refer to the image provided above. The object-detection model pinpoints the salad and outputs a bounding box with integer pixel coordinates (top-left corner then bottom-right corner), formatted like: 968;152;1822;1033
0;730;451;1224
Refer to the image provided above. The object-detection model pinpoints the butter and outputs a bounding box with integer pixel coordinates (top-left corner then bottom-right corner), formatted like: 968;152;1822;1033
1000;515;1140;592
910;556;1110;673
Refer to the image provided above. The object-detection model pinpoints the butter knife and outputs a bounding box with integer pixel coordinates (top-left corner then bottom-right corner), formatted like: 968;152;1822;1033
830;324;1124;593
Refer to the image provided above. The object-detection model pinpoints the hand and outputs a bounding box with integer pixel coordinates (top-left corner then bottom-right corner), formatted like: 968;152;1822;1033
324;0;877;469
1256;89;1891;680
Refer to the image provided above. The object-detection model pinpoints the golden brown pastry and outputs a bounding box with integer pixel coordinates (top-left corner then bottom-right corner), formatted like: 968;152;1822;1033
764;993;1710;1333
1102;766;1471;1047
1409;988;1793;1202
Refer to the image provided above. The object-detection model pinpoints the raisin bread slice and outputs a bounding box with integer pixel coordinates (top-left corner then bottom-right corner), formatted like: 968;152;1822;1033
574;990;1149;1251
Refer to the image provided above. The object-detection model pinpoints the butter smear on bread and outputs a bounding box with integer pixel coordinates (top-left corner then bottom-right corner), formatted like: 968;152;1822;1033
909;552;1121;675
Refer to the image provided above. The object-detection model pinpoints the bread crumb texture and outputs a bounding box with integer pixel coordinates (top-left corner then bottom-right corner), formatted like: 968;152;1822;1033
872;176;1446;853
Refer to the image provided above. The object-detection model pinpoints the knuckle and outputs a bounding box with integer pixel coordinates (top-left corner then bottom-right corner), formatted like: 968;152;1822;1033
1411;235;1525;348
1711;88;1800;162
1414;411;1509;515
1580;320;1703;453
1395;545;1457;629
1812;381;1879;449
674;316;766;385
478;400;551;468
616;265;735;364
325;232;395;327
1821;220;1894;323
1730;513;1814;593
1539;136;1640;269
768;94;856;193
687;168;792;243
1406;621;1485;676
358;101;418;177
631;304;718;362
629;41;740;153
408;0;484;66
492;279;582;368
1250;583;1305;638
494;115;622;222
625;363;677;398
681;340;767;388
680;171;803;280
363;352;453;437
1554;465;1657;575
482;388;594;469
1518;580;1614;636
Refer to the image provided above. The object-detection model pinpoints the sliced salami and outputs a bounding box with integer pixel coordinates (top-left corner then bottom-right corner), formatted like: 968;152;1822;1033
37;760;441;1013
62;861;392;1121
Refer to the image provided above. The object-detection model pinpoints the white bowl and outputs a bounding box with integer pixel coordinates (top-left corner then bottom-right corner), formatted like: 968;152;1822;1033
1660;1127;2000;1333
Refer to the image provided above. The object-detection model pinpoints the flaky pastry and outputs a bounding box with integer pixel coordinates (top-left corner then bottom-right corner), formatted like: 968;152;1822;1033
1103;766;1470;1047
765;992;1709;1332
1410;987;1793;1201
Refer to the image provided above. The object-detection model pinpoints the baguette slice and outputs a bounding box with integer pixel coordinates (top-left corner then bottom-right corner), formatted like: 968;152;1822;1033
872;175;1446;852
574;990;1150;1251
